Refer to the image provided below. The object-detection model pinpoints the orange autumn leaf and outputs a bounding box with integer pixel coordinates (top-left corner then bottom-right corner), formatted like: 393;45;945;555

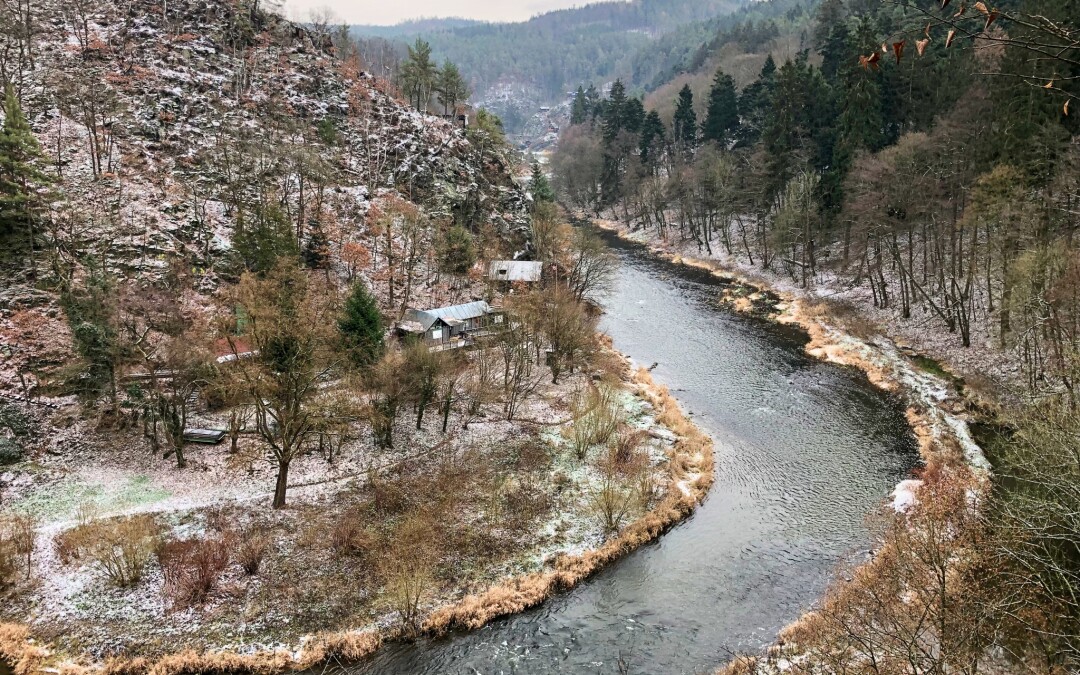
925;22;933;37
1065;99;1071;116
946;29;957;47
893;40;906;64
867;51;881;69
985;10;999;28
916;38;931;56
953;2;967;17
941;0;951;8
1044;79;1055;89
973;1;989;13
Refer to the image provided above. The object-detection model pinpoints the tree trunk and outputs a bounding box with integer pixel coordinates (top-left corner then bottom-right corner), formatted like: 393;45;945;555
272;459;290;509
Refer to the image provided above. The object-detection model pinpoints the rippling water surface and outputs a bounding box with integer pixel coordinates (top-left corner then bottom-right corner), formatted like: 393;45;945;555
349;232;918;674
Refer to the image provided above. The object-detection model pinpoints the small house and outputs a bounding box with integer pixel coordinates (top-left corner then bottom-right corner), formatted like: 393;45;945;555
397;301;502;349
487;260;544;285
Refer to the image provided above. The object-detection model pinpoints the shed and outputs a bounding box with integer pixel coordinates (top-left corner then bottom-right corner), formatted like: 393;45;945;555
487;260;543;283
183;428;227;444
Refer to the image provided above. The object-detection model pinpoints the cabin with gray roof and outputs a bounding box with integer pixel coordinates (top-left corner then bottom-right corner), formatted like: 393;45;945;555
397;301;504;349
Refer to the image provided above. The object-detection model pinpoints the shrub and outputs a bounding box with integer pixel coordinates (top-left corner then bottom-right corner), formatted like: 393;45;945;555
590;474;636;535
0;437;23;466
379;515;436;636
158;536;231;607
570;384;623;461
613;427;650;466
236;530;270;576
331;516;375;559
57;515;162;586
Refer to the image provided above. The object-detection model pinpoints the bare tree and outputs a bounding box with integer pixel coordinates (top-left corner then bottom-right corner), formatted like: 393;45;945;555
227;261;342;509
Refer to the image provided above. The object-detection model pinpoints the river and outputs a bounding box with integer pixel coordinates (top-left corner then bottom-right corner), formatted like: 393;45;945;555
344;232;918;673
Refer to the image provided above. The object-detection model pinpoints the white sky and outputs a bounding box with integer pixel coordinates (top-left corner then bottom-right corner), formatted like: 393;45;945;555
280;0;590;26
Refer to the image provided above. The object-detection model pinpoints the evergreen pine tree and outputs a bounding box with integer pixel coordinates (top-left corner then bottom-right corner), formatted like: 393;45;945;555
339;281;385;368
737;54;780;146
602;80;628;143
530;161;555;204
439;224;476;275
584;85;602;121
233;204;299;274
639;110;666;168
302;226;330;270
702;69;739;145
435;60;471;116
0;84;51;272
570;86;588;125
672;84;698;157
623;97;646;135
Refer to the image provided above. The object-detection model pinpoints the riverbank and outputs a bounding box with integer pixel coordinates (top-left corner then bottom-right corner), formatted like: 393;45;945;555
0;343;714;675
586;214;997;674
590;216;990;474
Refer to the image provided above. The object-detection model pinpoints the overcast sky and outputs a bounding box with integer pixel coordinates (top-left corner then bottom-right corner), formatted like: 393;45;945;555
280;0;589;26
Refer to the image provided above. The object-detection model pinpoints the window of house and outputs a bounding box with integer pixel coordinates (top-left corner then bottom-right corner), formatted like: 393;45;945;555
431;328;443;340
494;315;504;324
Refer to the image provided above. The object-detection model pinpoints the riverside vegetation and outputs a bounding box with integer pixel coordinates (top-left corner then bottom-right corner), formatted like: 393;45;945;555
550;0;1080;670
0;0;716;669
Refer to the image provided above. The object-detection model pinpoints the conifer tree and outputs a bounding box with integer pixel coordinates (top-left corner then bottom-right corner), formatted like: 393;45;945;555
601;80;628;143
302;226;330;270
439;224;476;275
339;281;384;368
702;69;739;145
530;161;555;205
401;39;437;111
639;110;666;168
737;55;778;145
623;97;645;135
0;84;51;273
436;60;470;116
672;84;698;157
570;86;588;125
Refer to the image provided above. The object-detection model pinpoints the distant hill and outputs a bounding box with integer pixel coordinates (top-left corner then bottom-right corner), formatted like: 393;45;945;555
350;17;484;39
350;0;752;127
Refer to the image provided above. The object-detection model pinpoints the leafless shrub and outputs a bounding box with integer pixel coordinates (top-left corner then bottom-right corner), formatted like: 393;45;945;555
331;515;375;560
56;515;162;586
590;473;637;535
613;426;649;466
158;536;231;608
236;530;270;576
369;472;413;517
87;515;162;587
75;501;99;527
380;514;436;636
570;384;623;460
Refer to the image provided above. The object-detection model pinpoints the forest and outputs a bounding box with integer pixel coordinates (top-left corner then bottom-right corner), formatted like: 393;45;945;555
553;0;1080;670
0;0;722;664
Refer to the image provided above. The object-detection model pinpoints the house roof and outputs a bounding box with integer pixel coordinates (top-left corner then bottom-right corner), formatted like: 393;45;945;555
488;260;543;282
402;301;492;332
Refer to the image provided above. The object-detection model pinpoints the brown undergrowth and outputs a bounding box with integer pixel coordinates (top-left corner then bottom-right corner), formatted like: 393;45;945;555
0;352;714;675
424;366;713;633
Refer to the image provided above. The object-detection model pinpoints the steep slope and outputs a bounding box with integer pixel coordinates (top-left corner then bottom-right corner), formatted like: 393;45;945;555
0;0;528;390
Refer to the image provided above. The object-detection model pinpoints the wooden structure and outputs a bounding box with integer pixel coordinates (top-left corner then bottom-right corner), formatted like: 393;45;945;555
397;301;503;350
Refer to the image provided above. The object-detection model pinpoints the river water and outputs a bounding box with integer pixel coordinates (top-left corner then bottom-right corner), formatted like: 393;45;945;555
346;232;919;673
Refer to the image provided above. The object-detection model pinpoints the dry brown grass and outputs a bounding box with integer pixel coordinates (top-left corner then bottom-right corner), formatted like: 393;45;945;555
0;624;45;675
423;365;713;636
6;344;715;675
